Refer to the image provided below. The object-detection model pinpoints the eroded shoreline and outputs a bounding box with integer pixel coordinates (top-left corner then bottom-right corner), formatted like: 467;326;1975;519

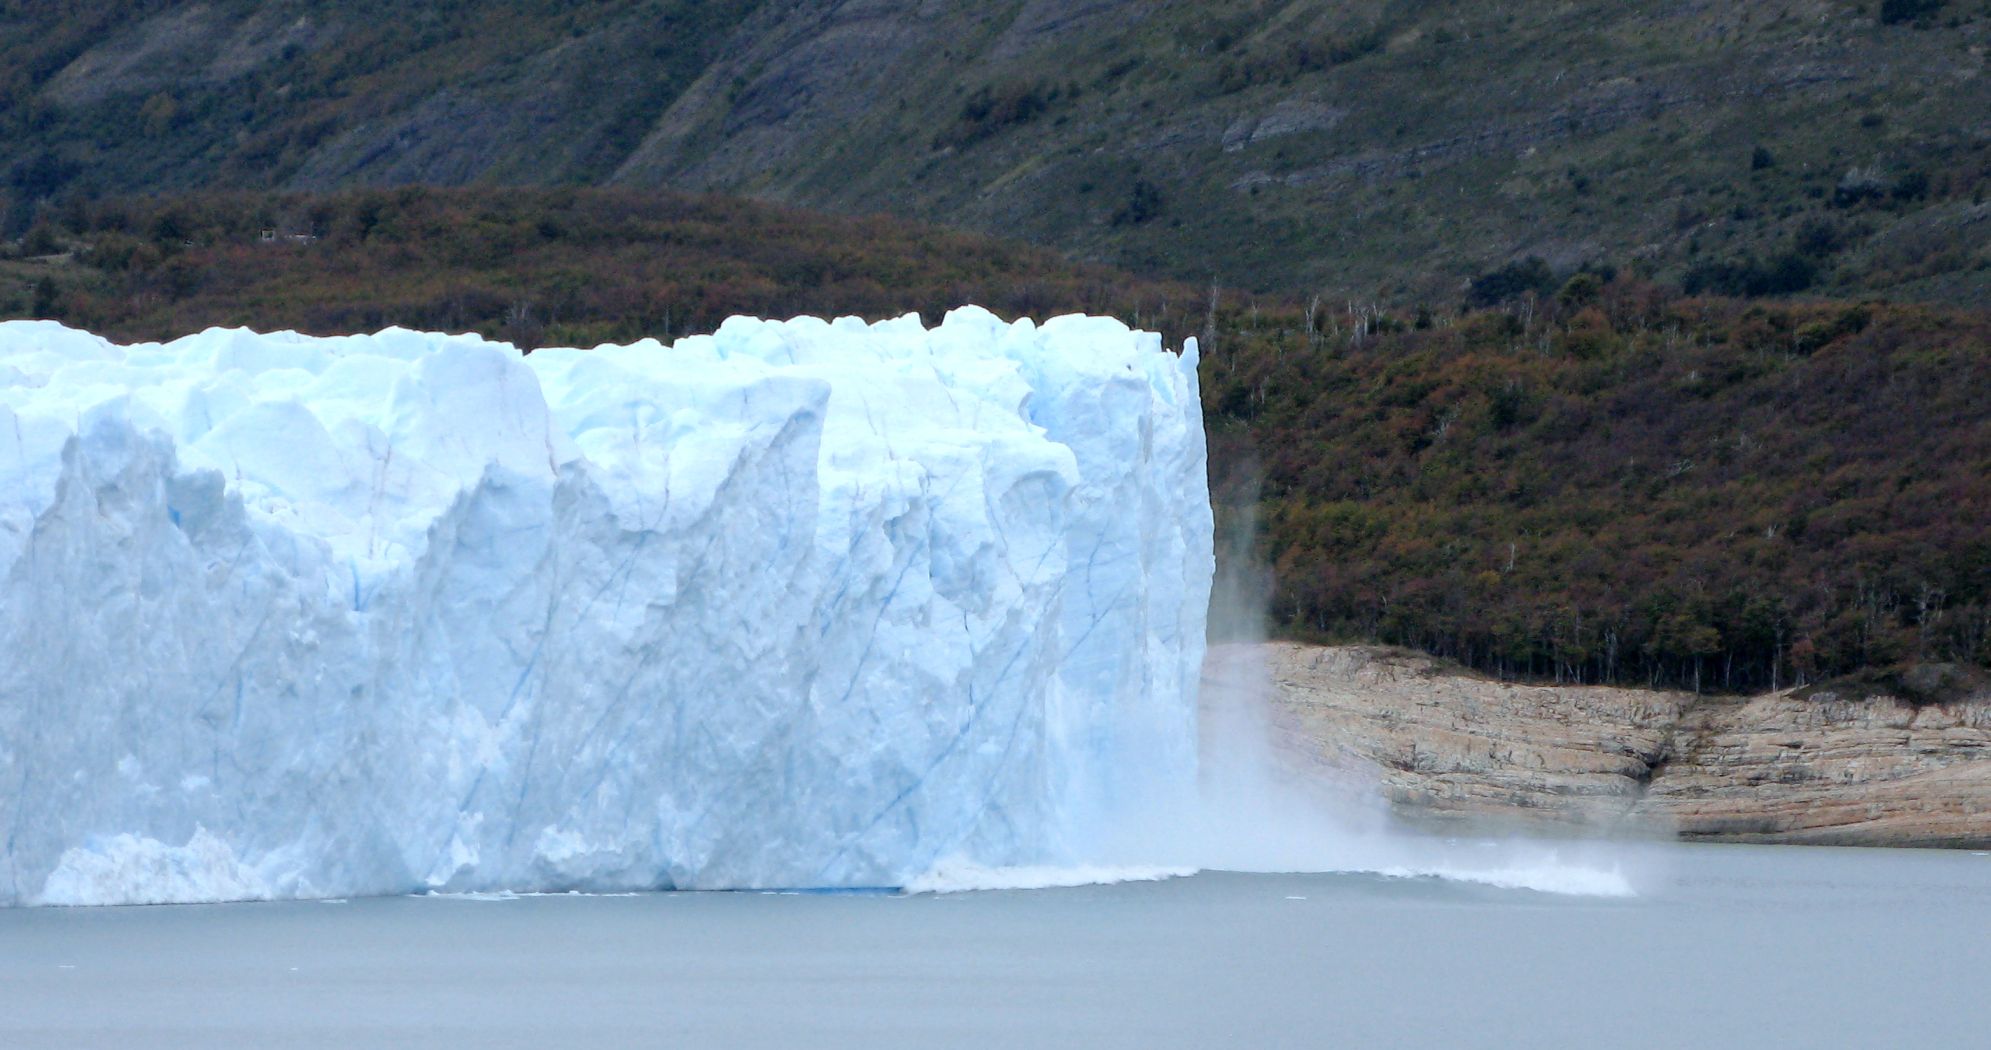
1214;643;1991;848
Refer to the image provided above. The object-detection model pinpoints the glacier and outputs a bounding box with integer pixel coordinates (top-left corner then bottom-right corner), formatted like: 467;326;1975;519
0;308;1212;906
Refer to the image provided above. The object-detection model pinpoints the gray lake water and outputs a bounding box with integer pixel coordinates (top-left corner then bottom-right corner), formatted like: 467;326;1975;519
2;842;1986;1049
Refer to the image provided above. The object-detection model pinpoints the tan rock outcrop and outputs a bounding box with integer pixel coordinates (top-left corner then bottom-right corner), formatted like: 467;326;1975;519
1218;642;1991;847
1641;691;1991;847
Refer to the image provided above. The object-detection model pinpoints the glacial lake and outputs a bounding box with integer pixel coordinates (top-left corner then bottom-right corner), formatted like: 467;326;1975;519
2;842;1985;1049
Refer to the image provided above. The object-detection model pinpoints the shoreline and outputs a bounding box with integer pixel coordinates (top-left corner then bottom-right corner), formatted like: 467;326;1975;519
1211;642;1991;849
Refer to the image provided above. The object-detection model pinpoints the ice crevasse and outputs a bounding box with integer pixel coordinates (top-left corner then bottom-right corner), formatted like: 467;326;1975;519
0;308;1212;906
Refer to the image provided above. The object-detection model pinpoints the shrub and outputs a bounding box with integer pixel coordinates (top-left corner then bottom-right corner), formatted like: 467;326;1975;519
1879;0;1945;26
1555;272;1604;309
1794;219;1845;258
937;81;1057;148
1892;170;1930;202
1683;252;1817;297
1111;180;1164;226
29;276;59;318
1466;257;1556;308
20;221;60;256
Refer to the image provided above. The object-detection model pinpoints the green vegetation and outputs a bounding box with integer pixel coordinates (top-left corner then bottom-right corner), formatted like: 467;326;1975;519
1882;0;1951;26
0;0;765;228
5;2;1989;308
0;188;1209;349
5;188;1985;697
1201;284;1991;696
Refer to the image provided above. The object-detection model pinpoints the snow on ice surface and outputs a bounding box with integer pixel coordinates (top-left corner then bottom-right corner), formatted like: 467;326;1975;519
0;309;1212;906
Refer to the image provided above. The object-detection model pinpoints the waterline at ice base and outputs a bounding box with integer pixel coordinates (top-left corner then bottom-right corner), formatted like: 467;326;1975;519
0;308;1623;906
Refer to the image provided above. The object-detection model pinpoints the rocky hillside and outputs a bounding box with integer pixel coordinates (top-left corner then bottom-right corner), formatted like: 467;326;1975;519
1221;642;1991;847
5;1;1989;304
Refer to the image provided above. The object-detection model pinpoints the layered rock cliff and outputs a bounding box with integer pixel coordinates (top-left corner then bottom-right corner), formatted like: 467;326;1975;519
1219;643;1991;848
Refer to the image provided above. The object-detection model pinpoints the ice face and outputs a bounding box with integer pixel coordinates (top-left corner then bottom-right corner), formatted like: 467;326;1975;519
0;308;1212;905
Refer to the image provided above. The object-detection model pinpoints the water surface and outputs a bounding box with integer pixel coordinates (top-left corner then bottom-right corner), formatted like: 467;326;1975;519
2;843;1985;1049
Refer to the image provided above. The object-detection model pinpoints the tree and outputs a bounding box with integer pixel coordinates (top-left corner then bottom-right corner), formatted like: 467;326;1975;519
1112;180;1164;226
30;277;59;319
1466;257;1555;308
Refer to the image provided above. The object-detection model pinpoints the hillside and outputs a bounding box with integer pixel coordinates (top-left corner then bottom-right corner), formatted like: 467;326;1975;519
6;187;1986;696
1201;279;1991;696
5;1;1989;305
0;187;1207;347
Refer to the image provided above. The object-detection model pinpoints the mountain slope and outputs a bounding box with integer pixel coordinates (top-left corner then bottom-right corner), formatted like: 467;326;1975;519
0;187;1205;347
6;1;1989;303
1;2;764;196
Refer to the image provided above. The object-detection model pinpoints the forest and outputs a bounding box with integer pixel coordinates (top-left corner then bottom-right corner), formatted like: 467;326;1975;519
4;187;1986;698
1200;282;1989;699
1;188;1191;346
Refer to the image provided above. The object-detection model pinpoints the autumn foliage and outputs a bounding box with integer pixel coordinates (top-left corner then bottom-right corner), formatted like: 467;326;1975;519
23;188;1206;348
1201;281;1991;696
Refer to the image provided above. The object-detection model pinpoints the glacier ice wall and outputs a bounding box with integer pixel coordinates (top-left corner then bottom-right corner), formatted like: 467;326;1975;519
0;308;1211;905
